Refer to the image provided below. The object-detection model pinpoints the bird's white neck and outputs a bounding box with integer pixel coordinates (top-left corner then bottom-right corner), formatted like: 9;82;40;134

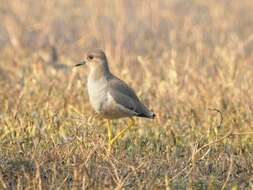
88;63;111;81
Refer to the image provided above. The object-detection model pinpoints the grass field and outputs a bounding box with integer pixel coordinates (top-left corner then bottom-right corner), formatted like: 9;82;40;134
0;0;253;189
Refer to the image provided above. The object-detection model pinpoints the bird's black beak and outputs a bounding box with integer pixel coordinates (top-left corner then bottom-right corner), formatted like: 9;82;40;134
75;61;86;67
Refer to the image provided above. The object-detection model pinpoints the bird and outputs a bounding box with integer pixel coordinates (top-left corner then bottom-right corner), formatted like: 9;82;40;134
75;49;155;151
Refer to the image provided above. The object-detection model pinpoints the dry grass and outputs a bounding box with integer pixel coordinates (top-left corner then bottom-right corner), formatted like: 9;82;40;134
0;0;253;189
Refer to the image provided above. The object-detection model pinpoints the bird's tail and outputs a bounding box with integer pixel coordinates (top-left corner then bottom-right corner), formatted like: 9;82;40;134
147;111;156;119
137;111;156;119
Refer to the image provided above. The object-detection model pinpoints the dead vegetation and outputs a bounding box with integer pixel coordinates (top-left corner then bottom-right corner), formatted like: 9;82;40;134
0;0;253;189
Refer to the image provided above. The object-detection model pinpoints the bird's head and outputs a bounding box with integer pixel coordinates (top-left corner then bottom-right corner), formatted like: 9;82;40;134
75;49;109;72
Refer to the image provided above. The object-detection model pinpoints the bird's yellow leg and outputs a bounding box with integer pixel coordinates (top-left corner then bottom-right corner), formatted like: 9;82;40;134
107;120;113;151
110;117;135;147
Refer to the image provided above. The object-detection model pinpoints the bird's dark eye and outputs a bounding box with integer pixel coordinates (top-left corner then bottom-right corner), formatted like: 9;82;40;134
88;55;94;60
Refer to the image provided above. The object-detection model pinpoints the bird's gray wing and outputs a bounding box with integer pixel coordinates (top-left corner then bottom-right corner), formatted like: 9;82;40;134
108;77;150;116
109;76;139;100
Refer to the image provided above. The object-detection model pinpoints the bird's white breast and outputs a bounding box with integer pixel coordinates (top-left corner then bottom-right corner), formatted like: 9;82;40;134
87;76;108;113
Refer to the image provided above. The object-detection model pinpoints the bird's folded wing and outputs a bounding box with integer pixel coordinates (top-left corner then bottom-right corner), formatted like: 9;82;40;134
108;77;148;115
109;77;139;100
109;89;138;114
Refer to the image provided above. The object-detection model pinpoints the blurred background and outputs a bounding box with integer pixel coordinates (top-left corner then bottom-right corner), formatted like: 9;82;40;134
0;0;253;189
